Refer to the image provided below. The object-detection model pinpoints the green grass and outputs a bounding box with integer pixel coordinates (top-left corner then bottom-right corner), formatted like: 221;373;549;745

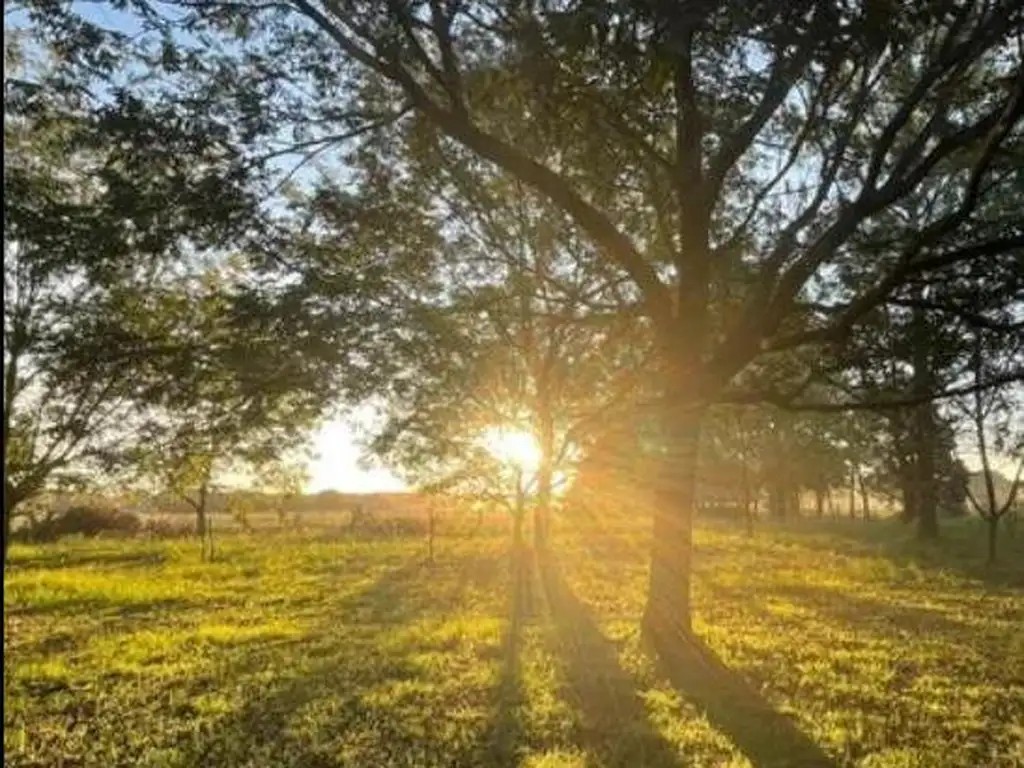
4;516;1023;767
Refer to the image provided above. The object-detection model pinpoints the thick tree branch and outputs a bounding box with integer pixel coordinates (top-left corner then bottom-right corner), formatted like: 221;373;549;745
766;233;1024;352
290;0;674;328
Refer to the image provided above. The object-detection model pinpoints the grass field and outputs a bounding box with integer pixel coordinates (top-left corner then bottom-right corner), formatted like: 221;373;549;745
4;514;1023;767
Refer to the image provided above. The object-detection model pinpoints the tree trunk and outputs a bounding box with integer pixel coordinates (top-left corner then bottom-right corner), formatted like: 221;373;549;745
195;485;208;538
4;343;20;565
512;510;524;547
533;478;551;550
814;488;824;519
914;407;939;539
642;404;702;645
534;415;554;551
901;468;918;522
207;504;215;562
427;506;436;563
513;470;526;548
742;462;754;536
859;476;871;521
196;481;211;561
848;468;857;520
911;303;939;539
987;516;998;564
532;483;548;548
769;484;788;519
3;492;14;566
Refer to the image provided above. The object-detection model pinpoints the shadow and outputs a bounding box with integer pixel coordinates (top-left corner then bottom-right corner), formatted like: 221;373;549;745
174;550;510;767
474;545;532;767
538;552;684;767
774;518;1024;591
450;549;505;608
767;582;975;639
649;630;836;768
6;596;195;620
701;577;975;642
7;549;168;571
174;558;430;766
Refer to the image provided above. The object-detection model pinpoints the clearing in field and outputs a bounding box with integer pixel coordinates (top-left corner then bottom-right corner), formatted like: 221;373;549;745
4;517;1022;768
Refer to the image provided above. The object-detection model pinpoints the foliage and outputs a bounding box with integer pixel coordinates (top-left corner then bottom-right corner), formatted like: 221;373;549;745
10;0;1024;632
125;264;328;538
1;27;263;556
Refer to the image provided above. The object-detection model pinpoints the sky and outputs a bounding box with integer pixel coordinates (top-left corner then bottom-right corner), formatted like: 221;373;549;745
308;419;405;493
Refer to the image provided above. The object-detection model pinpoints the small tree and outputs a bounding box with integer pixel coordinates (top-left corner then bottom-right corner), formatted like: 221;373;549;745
131;268;329;559
2;31;260;562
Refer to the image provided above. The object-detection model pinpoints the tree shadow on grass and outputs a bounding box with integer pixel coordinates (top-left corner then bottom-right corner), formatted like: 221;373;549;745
176;557;433;766
703;577;977;642
476;544;532;767
649;631;837;768
538;552;684;768
776;518;1024;590
767;582;979;639
175;551;510;767
7;596;195;620
7;548;168;571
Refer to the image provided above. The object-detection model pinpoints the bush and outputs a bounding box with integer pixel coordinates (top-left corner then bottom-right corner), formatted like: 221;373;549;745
390;517;429;537
140;517;194;539
353;516;429;538
27;505;142;542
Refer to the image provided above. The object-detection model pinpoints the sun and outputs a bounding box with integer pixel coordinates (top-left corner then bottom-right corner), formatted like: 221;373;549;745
481;427;542;473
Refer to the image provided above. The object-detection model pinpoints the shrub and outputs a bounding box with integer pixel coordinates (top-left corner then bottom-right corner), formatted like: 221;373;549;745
140;517;194;539
27;505;142;542
390;517;429;537
353;516;430;538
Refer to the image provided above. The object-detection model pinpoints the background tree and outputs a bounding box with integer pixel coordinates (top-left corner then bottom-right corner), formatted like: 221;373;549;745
292;141;651;550
128;264;333;556
2;36;258;560
957;326;1024;563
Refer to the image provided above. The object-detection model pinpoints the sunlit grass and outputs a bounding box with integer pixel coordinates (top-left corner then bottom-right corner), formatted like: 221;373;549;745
4;515;1022;767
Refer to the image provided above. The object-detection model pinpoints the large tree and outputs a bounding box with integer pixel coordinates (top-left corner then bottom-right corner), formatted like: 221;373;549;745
21;0;1024;644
